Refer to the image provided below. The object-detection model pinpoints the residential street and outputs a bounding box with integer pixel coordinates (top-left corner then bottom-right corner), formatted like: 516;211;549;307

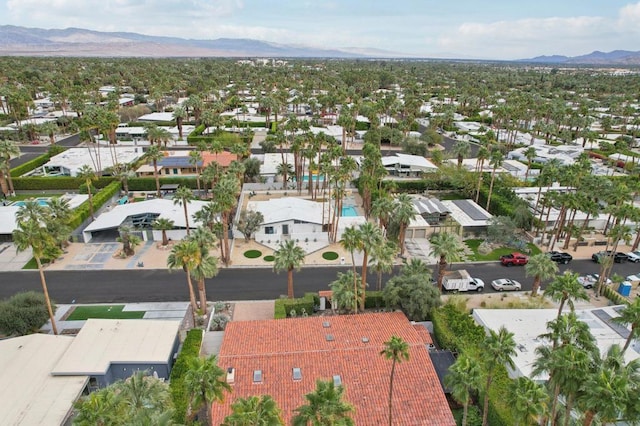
0;259;635;304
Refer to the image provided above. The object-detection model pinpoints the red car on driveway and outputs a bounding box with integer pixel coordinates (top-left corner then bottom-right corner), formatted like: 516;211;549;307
500;252;529;266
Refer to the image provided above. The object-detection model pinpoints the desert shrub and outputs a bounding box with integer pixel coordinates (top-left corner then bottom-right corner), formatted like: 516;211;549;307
0;291;54;336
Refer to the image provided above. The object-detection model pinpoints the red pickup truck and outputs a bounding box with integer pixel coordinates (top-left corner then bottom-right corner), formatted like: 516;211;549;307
500;252;529;266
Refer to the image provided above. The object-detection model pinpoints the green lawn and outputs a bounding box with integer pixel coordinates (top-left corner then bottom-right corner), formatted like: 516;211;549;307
464;239;541;261
66;305;146;320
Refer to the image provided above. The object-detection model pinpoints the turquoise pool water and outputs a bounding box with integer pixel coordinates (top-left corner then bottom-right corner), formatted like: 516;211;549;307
297;175;325;183
11;198;49;207
341;206;358;217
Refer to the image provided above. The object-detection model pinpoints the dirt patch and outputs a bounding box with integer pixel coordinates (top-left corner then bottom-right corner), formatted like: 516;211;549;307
231;300;275;321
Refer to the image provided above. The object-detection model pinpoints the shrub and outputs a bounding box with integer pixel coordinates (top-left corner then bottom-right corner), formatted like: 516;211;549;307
170;328;203;424
321;251;339;261
68;181;121;230
364;290;385;309
274;293;316;319
210;314;230;331
243;250;262;259
0;291;54;336
9;145;65;177
12;176;115;191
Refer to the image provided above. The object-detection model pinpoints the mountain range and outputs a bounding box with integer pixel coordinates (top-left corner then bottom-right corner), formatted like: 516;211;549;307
1;25;639;64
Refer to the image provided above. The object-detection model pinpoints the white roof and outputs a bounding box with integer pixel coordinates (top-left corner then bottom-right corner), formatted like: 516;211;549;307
0;205;19;235
0;334;87;426
441;199;492;227
472;307;640;380
247;197;324;225
260;153;297;175
42;147;143;176
138;112;175;122
381;153;438;171
52;319;180;376
84;199;210;233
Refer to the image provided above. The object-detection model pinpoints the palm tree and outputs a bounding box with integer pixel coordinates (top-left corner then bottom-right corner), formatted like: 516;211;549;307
111;163;135;195
117;226;141;257
524;253;559;296
183;355;231;424
339;226;362;313
167;240;200;322
292;379;355;426
144;145;165;198
480;326;516;426
189;150;203;192
222;395;284;426
0;139;20;196
46;197;72;250
444;353;483;426
172;106;187;140
152;218;175;246
76;164;97;220
211;174;239;265
507;377;549;426
452;140;471;168
485;150;504;211
394;194;416;256
273;240;305;299
370;194;395;235
613;297;640;354
187;228;219;315
173;185;194;236
370;240;397;292
12;215;61;335
380;335;410;426
357;221;383;308
544;271;589;320
429;232;464;292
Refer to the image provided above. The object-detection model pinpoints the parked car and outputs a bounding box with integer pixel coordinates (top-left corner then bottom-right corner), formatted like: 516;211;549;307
578;274;612;289
491;278;522;291
626;251;640;263
500;252;529;267
547;251;573;264
591;251;628;263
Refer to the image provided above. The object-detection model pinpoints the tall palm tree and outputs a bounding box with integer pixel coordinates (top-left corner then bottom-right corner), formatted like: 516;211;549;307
13;217;61;335
292;379;355;426
507;377;549;426
211;173;239;265
613;297;640;354
46;197;72;250
429;232;464;291
524;253;559;296
339;226;362;314
77;164;98;220
189;150;203;192
357;221;383;308
152;218;175;246
485;150;504;211
144;145;165;198
167;240;200;322
480;326;516;426
452;140;471;168
172;106;187;140
370;240;397;292
111;163;135;196
380;335;410;426
173;185;194;236
222;395;284;426
0;139;20;196
444;353;483;426
544;271;589;320
187;227;219;315
183;355;231;425
394;194;416;256
523;146;537;181
370;194;395;235
273;239;306;299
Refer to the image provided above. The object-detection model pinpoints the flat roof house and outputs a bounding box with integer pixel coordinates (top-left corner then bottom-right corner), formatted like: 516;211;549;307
36;147;143;177
212;312;456;425
381;153;438;177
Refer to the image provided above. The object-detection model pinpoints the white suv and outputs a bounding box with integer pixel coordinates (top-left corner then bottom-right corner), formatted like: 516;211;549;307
627;251;640;263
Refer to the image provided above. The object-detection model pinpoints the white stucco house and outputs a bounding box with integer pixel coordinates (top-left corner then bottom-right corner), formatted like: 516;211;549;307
380;153;438;177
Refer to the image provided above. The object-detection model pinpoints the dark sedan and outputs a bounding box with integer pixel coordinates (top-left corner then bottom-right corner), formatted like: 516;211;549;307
547;251;573;264
591;251;628;263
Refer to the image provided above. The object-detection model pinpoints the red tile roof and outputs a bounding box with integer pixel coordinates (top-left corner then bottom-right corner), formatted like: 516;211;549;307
212;312;455;426
202;151;238;168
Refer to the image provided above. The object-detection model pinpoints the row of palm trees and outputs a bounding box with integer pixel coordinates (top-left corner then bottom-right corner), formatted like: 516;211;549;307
446;270;640;426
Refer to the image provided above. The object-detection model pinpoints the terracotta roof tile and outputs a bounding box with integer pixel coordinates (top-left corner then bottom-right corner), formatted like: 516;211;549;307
212;312;455;425
202;151;238;168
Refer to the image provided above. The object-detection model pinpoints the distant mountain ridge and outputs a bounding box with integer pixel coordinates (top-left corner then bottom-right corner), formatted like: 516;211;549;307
521;50;640;65
0;25;407;58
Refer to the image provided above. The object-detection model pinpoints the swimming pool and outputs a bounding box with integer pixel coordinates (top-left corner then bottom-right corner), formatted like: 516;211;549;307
11;198;50;207
341;206;358;217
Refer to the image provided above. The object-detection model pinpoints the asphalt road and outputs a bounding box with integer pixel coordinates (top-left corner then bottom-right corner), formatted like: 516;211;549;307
0;259;637;304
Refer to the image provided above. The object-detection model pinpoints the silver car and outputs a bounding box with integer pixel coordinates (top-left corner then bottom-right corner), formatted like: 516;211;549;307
491;278;522;291
627;251;640;263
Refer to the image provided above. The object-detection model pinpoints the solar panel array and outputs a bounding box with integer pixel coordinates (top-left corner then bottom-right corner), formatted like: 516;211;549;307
451;200;490;221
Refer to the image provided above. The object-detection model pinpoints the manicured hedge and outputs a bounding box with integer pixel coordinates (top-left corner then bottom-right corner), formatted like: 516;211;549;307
602;284;628;305
68;181;121;230
13;176;115;191
10;153;52;177
364;291;384;309
170;329;203;424
274;293;316;319
127;177;198;191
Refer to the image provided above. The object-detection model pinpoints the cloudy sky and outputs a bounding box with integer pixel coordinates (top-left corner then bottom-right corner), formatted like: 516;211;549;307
2;0;640;59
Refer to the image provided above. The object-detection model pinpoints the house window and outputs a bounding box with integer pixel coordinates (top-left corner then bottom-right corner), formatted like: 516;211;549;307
173;168;178;175
265;226;274;234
